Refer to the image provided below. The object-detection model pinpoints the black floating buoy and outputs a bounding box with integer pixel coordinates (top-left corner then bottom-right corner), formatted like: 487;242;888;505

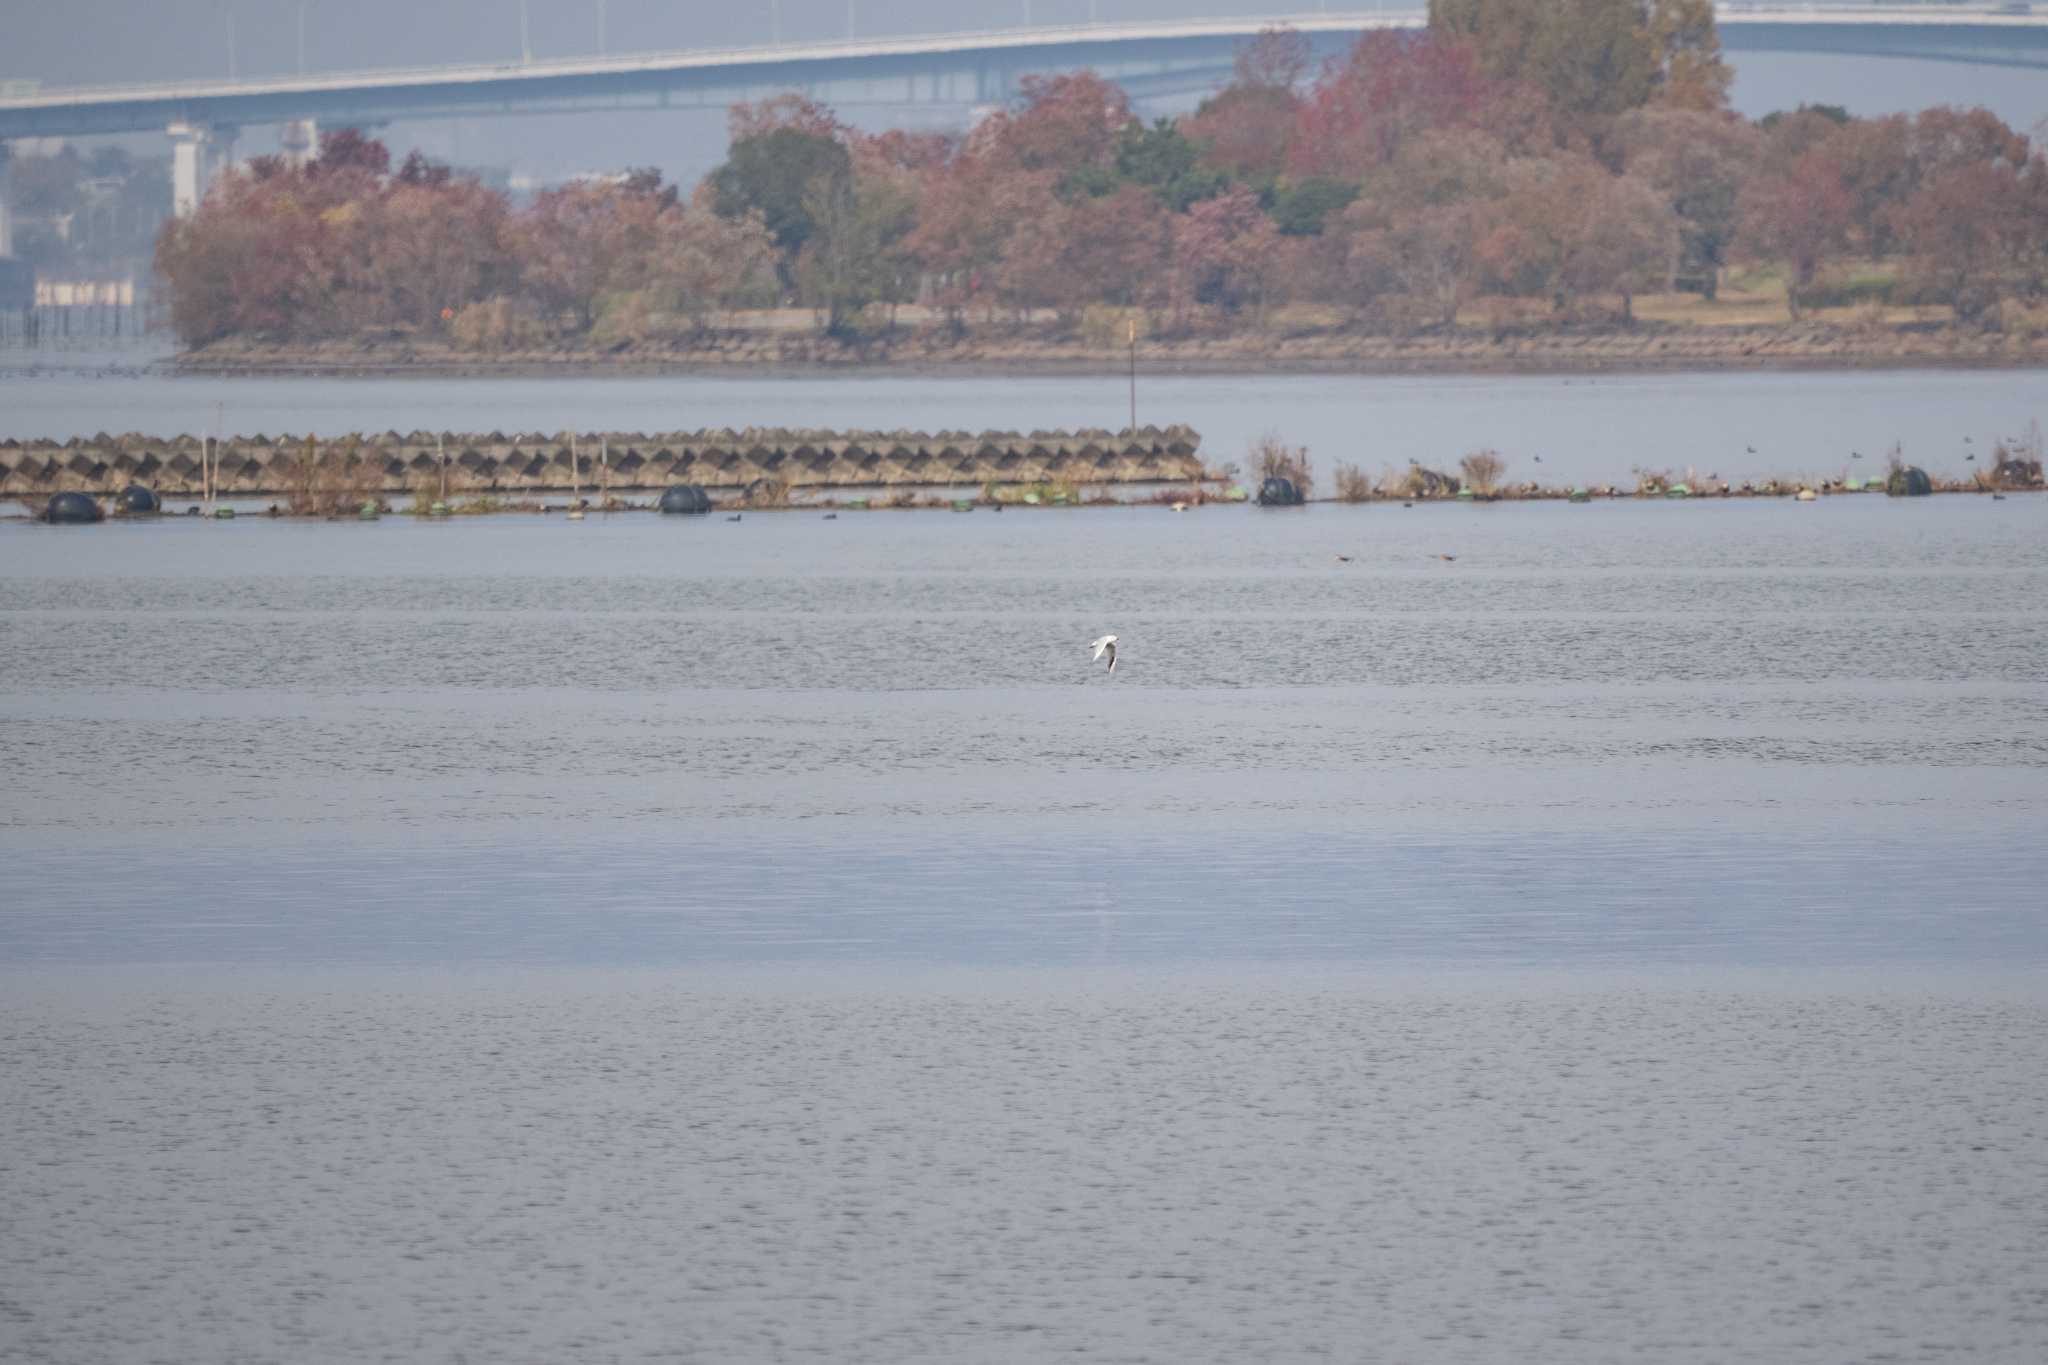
116;483;161;515
657;484;712;515
42;491;104;524
1256;476;1303;507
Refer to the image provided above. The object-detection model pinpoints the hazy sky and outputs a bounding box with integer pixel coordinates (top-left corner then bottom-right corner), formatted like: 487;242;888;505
7;2;2042;184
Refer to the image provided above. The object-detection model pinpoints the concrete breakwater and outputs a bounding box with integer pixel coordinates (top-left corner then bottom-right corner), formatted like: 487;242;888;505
0;426;1205;498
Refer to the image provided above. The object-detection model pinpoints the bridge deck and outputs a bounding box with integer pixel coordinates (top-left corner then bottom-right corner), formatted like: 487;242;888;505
3;6;2045;139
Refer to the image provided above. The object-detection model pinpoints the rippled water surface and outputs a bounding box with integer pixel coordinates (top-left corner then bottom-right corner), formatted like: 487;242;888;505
4;373;2048;1363
3;494;2046;967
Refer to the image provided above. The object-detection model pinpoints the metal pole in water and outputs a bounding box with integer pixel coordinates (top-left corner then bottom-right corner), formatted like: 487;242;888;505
438;432;448;502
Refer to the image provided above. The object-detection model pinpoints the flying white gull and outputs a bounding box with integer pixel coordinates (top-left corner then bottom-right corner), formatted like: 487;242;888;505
1089;634;1119;673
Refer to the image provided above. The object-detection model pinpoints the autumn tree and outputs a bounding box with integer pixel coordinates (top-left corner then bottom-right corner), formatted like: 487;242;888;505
1291;32;1513;179
1646;0;1731;111
998;185;1168;321
1181;27;1312;180
987;72;1133;176
343;174;518;331
1169;186;1282;320
1339;129;1512;326
1475;155;1677;317
630;200;774;333
1892;158;2045;320
512;177;674;328
1430;0;1657;120
1616;106;1761;293
1736;149;1854;318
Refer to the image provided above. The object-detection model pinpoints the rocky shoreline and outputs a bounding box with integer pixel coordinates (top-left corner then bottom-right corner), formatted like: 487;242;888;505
171;321;2048;378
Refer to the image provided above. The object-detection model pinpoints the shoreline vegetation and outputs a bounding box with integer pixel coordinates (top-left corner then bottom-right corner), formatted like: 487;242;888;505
144;4;2048;379
169;314;2048;378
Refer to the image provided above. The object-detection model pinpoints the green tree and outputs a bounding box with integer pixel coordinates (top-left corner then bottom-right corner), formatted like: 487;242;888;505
799;172;920;336
709;127;853;272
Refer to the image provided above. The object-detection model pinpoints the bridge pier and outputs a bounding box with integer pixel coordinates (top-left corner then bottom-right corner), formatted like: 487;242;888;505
168;122;210;217
280;118;319;168
168;122;239;217
0;140;13;257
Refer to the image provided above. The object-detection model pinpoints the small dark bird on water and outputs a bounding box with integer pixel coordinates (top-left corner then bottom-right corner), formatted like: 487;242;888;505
1966;454;1976;461
1747;445;1757;454
1402;502;1413;509
1435;554;1457;562
1851;452;1863;459
1334;554;1353;563
727;514;742;522
823;513;837;520
1965;436;1973;444
1533;455;1543;463
1992;493;2007;501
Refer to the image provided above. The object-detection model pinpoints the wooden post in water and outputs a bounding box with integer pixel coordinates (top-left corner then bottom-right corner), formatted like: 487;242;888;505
438;432;447;502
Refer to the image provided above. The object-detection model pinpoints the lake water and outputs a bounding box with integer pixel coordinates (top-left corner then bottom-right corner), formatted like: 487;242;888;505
4;359;2047;1362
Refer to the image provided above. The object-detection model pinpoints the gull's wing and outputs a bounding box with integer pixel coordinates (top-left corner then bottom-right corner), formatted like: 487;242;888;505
1089;635;1114;661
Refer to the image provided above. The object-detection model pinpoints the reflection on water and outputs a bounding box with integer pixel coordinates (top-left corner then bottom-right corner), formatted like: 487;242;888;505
3;496;2043;967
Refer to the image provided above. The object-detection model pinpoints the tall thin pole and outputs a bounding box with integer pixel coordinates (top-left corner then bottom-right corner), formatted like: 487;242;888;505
519;0;532;63
601;437;609;502
438;432;447;502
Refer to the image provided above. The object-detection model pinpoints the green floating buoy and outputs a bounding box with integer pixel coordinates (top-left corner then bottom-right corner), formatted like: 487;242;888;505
1666;483;1692;498
359;501;380;520
212;506;236;520
429;501;451;517
1455;487;1475;500
1568;489;1591;503
952;500;974;512
1022;492;1041;505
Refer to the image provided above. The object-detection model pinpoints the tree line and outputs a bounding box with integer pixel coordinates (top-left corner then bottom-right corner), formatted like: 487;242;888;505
154;0;2048;348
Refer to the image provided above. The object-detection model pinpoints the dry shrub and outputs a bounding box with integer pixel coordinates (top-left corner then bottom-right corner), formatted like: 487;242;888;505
1404;464;1457;498
1250;433;1314;499
1333;462;1373;502
738;476;791;508
280;435;383;517
1458;450;1507;496
1081;305;1151;351
450;296;546;353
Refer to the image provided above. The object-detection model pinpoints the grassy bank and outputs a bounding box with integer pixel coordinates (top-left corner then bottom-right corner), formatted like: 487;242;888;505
170;291;2048;379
